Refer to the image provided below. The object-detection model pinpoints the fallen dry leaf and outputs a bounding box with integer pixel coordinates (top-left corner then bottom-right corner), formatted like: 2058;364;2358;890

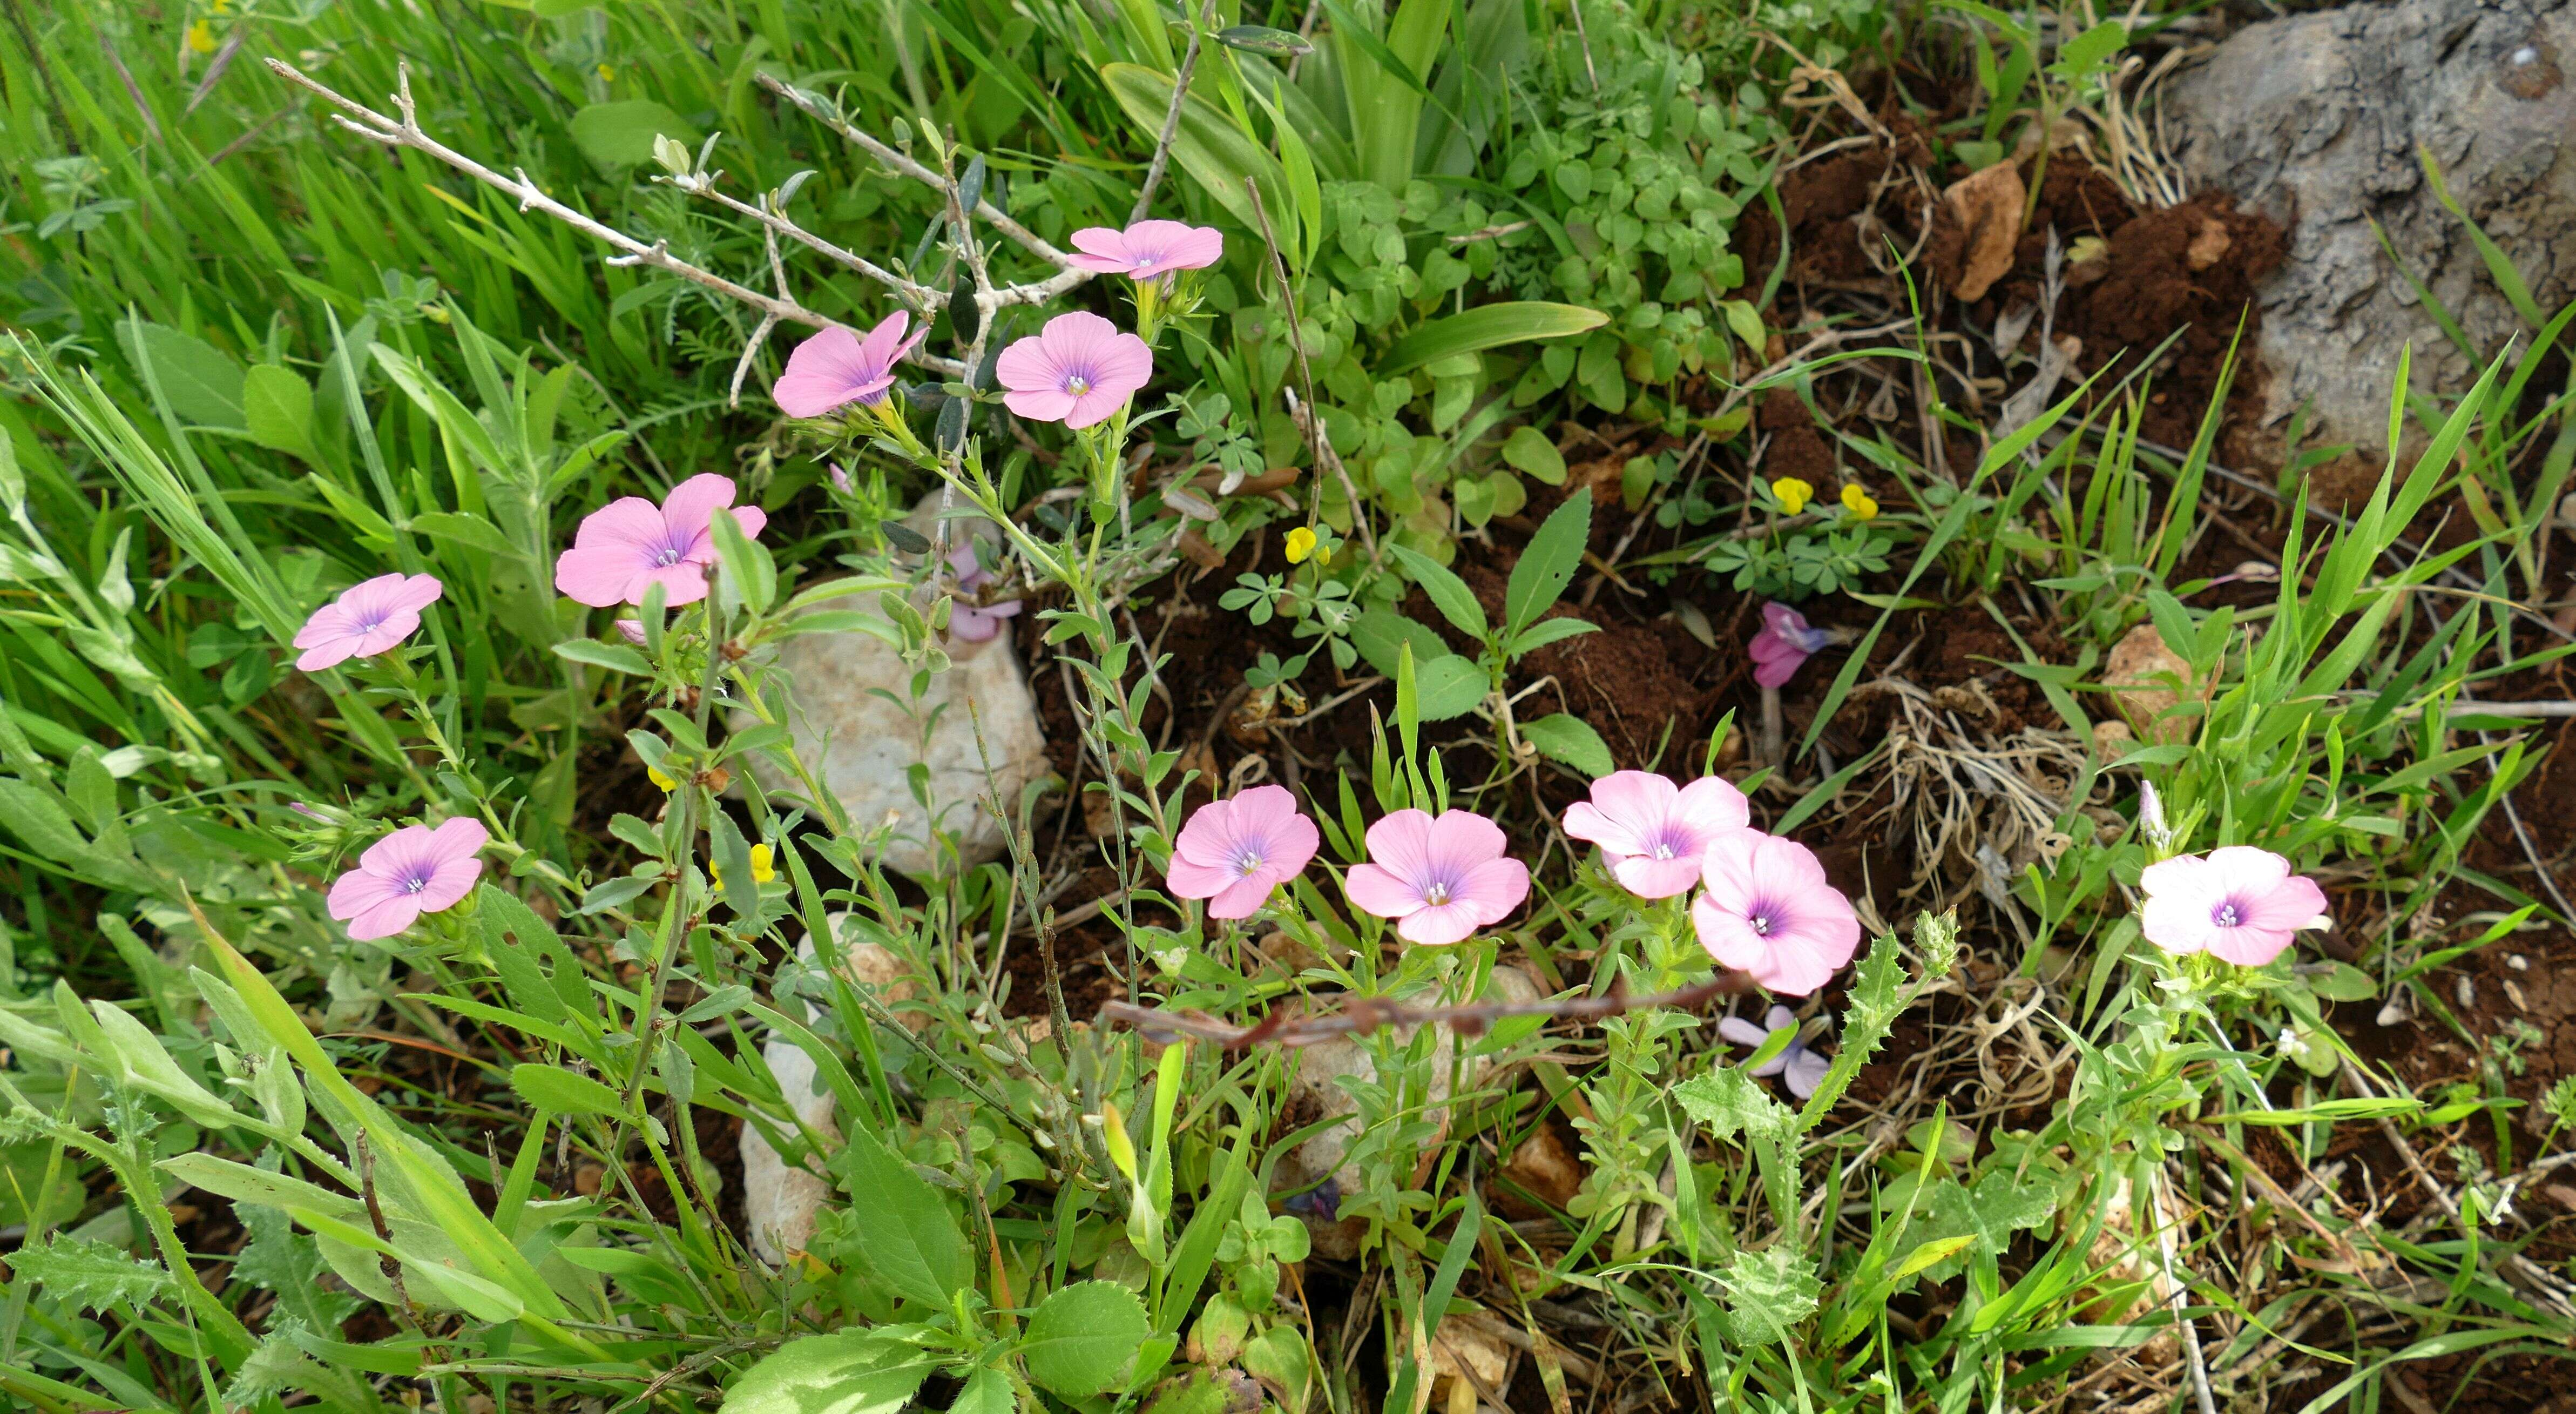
1942;160;2026;302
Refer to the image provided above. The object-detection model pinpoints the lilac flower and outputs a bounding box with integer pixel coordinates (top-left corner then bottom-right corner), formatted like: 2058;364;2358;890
614;620;648;646
1344;809;1531;946
1691;830;1862;996
554;474;767;608
996;312;1153;430
772;313;922;418
1164;785;1320;919
2139;846;2330;967
1066;220;1226;280
1749;602;1834;689
945;544;1023;644
1720;1004;1831;1099
292;573;443;672
326;818;488;941
1561;770;1752;899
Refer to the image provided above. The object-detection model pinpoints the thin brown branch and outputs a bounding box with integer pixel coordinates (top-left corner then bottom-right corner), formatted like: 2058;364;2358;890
1098;973;1752;1051
1130;0;1221;225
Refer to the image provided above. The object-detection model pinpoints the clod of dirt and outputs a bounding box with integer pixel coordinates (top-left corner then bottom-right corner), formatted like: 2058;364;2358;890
2163;0;2576;457
1937;160;2027;302
1498;1125;1584;1213
2104;624;2198;744
1422;1309;1516;1412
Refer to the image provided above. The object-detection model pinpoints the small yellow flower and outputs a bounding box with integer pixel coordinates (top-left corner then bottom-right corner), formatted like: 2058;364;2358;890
1284;526;1317;564
187;21;217;53
1771;477;1814;515
1314;542;1333;567
712;844;776;891
596;63;616;83
648;764;677;791
1840;483;1879;520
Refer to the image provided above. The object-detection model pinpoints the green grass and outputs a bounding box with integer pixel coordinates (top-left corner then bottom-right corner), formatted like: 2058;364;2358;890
2;1;2575;1412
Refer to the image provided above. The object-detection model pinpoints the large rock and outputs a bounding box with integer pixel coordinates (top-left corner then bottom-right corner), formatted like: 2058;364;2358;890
2161;0;2576;456
742;500;1047;874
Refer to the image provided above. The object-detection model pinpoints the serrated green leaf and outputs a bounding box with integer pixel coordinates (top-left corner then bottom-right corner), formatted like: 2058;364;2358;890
1504;492;1591;637
1522;712;1613;778
242;365;316;462
1020;1281;1151;1397
721;1328;936;1414
833;1127;971;1307
10;1233;172;1312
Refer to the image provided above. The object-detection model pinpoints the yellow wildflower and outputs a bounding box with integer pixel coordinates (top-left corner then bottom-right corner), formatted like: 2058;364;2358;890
596;63;616;83
648;764;677;791
187;21;217;53
713;844;776;891
1770;477;1814;515
1840;483;1879;520
1284;526;1317;564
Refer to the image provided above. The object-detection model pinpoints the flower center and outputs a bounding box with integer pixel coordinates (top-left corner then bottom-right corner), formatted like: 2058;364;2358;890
1748;910;1775;937
652;540;687;568
401;870;431;895
1065;374;1092;397
353;614;386;634
2212;900;2242;928
1235;851;1265;877
1423;881;1453;907
1651;840;1676;860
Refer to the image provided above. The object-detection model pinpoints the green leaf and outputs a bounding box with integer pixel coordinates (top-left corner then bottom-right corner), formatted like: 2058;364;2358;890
721;1329;938;1414
1711;1244;1821;1346
1674;1066;1790;1146
1522;712;1613;778
1500;425;1566;484
570;101;702;169
1412;654;1488;722
413;511;514;556
1349;607;1450;679
509;1062;626;1119
1101;64;1289;238
2306;961;2379;1003
118;320;246;428
1382;302;1608;376
834;1127;971;1306
948;1368;1017;1414
242;365;317;462
1387;544;1489;641
1504;492;1591;637
234;1205;363;1332
554;638;654;676
1020;1281;1152;1398
223;1327;324;1408
10;1233;173;1312
1215;24;1313;56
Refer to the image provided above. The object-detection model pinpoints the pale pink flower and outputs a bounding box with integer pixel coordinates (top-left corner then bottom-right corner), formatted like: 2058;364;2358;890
773;313;922;418
1345;809;1530;946
1749;602;1833;689
1066;220;1225;280
2138;846;2330;967
1164;785;1320;919
293;573;443;672
614;620;648;646
1719;1004;1830;1100
997;312;1153;430
1562;771;1750;898
554;473;768;608
1692;831;1861;996
326;818;489;941
945;544;1022;644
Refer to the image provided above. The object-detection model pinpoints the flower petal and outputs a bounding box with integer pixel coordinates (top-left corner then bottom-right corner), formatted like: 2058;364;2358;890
1343;862;1424;920
1361;810;1436;891
1455;855;1531;924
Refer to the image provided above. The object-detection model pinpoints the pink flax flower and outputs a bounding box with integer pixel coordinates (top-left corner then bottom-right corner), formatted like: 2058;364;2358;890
1066;220;1226;281
1749;602;1834;689
1720;1004;1830;1100
1563;771;1751;899
1346;809;1530;946
555;473;767;608
2138;846;2330;967
997;312;1153;430
1164;785;1320;919
293;573;443;672
1692;831;1861;996
773;312;923;418
946;544;1023;644
327;818;489;941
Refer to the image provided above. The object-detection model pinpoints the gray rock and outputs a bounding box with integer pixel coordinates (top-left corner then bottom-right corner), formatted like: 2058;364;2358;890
2161;0;2575;455
739;500;1047;874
